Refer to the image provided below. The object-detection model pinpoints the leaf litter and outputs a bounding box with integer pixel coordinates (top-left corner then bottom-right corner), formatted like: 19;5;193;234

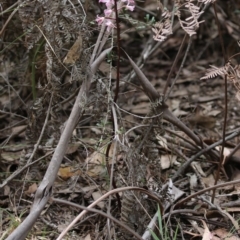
1;0;240;239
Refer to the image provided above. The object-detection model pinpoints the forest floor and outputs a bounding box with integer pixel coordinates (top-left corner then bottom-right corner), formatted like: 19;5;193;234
1;0;240;239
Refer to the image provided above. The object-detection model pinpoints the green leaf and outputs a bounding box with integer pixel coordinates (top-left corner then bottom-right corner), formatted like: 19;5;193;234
149;228;160;240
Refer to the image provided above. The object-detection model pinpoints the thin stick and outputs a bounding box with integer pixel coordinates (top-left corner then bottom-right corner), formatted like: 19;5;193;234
56;186;163;240
172;128;240;181
175;178;240;208
0;151;53;189
163;34;187;97
18;94;53;207
52;197;143;240
211;1;228;203
0;4;19;36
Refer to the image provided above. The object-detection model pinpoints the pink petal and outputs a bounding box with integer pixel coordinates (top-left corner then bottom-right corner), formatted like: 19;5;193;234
104;8;113;17
126;4;135;11
105;20;115;31
96;15;105;25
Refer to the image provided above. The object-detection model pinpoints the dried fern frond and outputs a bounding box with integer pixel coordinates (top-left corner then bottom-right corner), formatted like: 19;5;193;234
200;63;230;80
175;0;204;37
18;0;92;140
18;0;43;49
201;62;240;101
152;9;172;42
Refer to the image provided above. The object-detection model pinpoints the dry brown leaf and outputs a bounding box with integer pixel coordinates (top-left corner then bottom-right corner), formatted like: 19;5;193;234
81;185;99;193
66;142;81;154
188;220;204;235
156;135;168;150
1;151;22;162
197;96;221;103
223;207;240;212
189;174;198;192
85;142;117;177
208;110;221;117
202;174;216;187
188;114;216;129
58;224;69;233
171;88;188;97
99;61;117;79
92;191;104;209
63;34;83;65
58;167;82;180
84;234;91;240
213;228;239;240
25;183;38;195
160;154;177;170
215;146;231;165
170;99;180;109
201;220;213;240
11;125;27;136
172;108;188;117
4;185;10;196
191;161;206;177
85;149;106;177
125;102;150;115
